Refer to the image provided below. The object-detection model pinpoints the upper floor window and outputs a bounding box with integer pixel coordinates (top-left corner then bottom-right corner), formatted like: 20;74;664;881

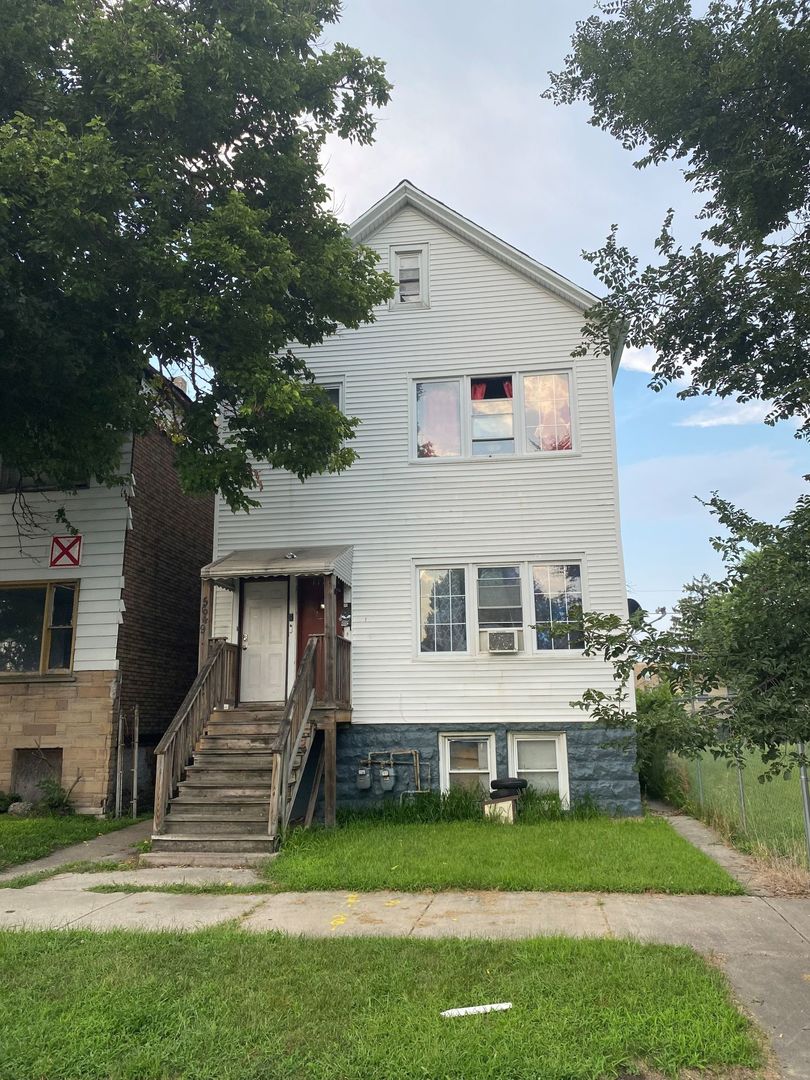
413;372;573;459
0;582;78;675
390;246;429;309
318;382;343;411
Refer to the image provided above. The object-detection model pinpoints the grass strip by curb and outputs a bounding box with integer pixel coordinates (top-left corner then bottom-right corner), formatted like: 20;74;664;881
0;929;762;1080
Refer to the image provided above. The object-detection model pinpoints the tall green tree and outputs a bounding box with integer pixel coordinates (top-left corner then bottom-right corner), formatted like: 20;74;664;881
572;493;810;777
546;0;810;433
0;0;393;510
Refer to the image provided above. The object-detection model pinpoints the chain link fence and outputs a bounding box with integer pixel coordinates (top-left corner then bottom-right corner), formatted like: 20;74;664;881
673;750;810;868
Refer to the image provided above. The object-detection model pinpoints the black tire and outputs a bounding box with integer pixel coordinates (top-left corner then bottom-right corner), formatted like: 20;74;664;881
490;776;528;791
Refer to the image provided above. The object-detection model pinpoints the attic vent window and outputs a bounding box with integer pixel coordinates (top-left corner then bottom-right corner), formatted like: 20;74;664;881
390;246;429;310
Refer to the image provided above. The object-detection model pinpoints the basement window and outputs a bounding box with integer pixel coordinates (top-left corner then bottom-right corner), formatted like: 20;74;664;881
440;733;496;793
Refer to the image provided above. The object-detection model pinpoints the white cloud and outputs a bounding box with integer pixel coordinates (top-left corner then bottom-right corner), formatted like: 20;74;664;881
676;400;773;428
620;346;657;374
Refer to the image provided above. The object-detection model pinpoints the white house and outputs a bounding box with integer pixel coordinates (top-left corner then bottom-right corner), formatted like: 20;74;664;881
183;180;640;834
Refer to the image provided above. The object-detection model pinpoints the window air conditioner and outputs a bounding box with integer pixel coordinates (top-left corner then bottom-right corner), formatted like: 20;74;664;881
486;629;519;653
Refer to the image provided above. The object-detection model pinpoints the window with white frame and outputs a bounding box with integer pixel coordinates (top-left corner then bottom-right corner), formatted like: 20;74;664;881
416;561;583;657
412;372;573;459
471;376;514;456
523;374;572;452
508;733;569;802
391;246;428;308
318;382;343;411
419;568;467;653
532;563;584;650
441;733;495;793
415;381;462;458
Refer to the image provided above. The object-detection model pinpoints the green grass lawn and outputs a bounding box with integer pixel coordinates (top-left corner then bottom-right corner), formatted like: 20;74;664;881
0;929;761;1080
267;816;743;894
0;815;140;871
678;751;810;866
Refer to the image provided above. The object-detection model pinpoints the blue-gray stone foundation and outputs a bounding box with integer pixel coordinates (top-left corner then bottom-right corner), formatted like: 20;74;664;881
335;723;642;816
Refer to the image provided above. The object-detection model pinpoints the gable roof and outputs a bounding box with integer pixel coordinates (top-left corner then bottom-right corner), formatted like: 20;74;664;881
348;180;625;376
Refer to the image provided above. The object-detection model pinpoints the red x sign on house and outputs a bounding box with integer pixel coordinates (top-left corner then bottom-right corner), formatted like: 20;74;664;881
50;535;83;568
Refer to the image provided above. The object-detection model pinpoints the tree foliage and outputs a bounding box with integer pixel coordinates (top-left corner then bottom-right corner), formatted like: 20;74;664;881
573;491;810;777
546;0;810;434
0;0;393;509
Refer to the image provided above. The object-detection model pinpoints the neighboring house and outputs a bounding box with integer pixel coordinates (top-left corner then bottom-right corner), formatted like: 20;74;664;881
0;393;214;814
150;181;640;859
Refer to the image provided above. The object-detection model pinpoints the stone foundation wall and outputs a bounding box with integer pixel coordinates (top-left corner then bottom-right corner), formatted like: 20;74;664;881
335;722;641;816
0;671;117;815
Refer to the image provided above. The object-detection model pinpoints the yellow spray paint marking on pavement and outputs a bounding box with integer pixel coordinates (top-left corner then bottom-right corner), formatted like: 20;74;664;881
384;899;401;908
345;894;359;906
330;913;347;930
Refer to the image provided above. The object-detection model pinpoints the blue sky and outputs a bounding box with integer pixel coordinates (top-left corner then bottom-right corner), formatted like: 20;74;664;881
320;0;808;614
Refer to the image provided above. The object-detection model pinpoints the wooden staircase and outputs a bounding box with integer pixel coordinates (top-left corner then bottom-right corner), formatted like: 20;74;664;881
150;635;329;865
150;707;315;856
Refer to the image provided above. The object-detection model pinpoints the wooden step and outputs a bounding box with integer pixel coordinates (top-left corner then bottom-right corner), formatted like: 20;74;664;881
163;817;269;837
151;835;276;854
185;766;275;784
198;735;279;751
204;725;282;740
209;708;284;722
192;751;278;768
172;790;272;806
178;781;275;799
169;802;270;821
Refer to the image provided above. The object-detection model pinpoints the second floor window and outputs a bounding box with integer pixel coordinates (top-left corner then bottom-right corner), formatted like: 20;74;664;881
414;372;573;459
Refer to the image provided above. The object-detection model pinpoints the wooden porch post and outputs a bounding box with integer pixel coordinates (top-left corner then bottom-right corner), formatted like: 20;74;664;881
198;577;214;671
324;716;337;828
324;572;337;703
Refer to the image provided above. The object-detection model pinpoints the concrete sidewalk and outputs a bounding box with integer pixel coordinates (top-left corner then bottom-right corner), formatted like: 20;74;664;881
1;874;809;1076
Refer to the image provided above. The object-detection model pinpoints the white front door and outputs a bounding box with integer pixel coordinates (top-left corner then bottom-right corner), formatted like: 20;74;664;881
240;580;288;702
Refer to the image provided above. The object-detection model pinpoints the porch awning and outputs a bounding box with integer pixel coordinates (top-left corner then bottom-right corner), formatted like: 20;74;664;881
201;545;353;585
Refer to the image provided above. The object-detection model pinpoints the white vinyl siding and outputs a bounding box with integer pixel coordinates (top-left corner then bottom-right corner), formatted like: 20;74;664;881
508;732;570;805
212;203;630;727
0;442;132;671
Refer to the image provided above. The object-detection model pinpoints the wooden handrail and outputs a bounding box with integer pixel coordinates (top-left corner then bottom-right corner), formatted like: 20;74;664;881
335;635;351;707
268;635;318;839
153;637;238;834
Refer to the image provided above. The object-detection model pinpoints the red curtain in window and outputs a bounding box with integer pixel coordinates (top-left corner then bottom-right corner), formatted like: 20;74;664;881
471;381;486;400
503;378;513;398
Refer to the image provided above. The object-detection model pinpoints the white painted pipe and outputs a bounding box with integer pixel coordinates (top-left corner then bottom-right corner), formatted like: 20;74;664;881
441;1002;512;1018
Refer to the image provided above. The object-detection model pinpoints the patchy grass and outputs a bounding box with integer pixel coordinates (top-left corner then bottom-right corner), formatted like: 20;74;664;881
0;929;761;1080
0;858;139;889
266;816;743;895
87;881;278;896
0;816;142;871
